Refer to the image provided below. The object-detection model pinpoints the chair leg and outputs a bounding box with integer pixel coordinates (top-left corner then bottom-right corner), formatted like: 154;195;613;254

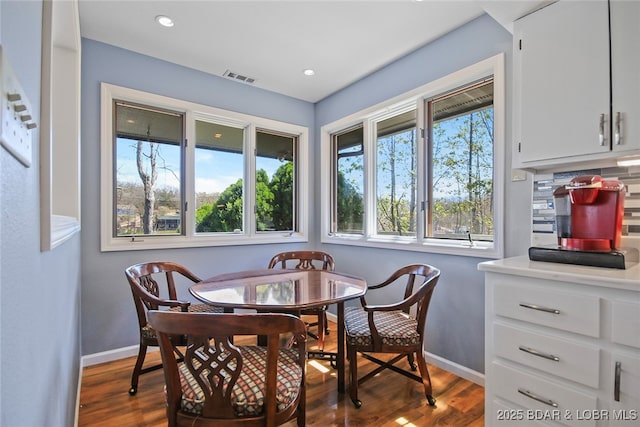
296;386;306;426
407;353;417;371
129;343;148;395
323;312;330;335
316;313;325;351
415;351;436;406
348;345;361;408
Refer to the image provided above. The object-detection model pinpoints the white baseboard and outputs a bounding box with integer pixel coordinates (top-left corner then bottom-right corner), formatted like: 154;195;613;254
423;351;485;386
83;316;485;388
74;360;82;427
81;344;158;368
326;312;485;387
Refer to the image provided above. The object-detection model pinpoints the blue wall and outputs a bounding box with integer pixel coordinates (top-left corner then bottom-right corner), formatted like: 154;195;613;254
0;1;82;425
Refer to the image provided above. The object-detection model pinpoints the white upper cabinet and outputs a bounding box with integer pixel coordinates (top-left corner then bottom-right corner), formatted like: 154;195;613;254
513;0;640;170
610;0;640;155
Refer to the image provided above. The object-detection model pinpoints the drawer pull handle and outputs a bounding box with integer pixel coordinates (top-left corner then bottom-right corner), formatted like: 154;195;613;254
519;303;560;314
517;388;559;408
519;345;560;362
614;361;621;402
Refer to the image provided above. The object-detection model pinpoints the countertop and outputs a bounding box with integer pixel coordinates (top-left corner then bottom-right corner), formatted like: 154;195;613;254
478;255;640;291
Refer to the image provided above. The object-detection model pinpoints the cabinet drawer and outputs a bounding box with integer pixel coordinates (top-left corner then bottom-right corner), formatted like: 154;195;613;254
494;323;600;388
492;361;598;427
494;282;600;337
611;300;640;349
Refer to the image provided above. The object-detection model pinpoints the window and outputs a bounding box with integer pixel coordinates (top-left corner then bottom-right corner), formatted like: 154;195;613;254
255;130;298;232
194;119;245;233
101;84;309;251
427;80;495;242
322;55;504;258
332;125;364;234
114;102;184;237
375;108;418;238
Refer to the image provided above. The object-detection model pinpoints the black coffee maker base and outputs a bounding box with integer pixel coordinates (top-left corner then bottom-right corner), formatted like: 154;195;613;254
528;246;639;270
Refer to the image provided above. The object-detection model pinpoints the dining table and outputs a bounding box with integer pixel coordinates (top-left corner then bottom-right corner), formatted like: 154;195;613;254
189;268;367;392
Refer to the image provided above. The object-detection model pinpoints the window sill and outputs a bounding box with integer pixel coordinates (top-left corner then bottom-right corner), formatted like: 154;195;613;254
51;215;81;249
322;234;501;259
100;232;308;252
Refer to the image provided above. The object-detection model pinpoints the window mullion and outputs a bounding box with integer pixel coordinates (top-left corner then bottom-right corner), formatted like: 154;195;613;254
363;120;376;239
184;111;196;237
416;99;426;243
246;124;256;236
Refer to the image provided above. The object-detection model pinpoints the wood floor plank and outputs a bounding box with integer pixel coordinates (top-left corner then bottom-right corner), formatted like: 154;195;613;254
78;321;484;426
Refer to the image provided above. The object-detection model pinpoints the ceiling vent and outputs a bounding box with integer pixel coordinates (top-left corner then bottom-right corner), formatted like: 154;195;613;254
223;70;256;85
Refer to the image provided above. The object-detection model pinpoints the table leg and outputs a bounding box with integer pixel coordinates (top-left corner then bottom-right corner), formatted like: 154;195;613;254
337;301;345;393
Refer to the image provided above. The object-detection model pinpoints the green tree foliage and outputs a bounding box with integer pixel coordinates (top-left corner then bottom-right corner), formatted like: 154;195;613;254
195;162;295;233
256;169;274;231
336;170;364;232
269;162;293;230
432;109;494;237
196;179;243;232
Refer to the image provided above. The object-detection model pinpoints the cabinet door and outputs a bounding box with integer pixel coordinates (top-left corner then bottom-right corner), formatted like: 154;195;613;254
514;0;610;164
611;0;640;154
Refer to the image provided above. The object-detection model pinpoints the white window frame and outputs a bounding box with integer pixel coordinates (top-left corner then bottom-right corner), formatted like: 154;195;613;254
100;83;309;251
320;54;505;258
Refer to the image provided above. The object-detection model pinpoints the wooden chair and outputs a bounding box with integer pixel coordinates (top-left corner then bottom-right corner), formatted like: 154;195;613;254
268;251;334;350
125;261;224;395
344;264;441;408
148;311;307;427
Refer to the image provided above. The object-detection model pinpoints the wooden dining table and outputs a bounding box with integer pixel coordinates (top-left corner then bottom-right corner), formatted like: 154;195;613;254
189;268;367;392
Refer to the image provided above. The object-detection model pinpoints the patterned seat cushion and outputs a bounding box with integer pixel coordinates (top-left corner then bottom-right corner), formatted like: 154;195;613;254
141;304;223;340
177;346;303;417
344;306;421;347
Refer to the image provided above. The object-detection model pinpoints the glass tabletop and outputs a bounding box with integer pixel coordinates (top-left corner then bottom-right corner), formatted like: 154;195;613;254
190;269;367;310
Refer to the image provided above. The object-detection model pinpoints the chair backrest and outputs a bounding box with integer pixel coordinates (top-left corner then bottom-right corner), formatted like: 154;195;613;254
268;251;335;271
369;264;440;335
148;311;307;426
125;261;202;330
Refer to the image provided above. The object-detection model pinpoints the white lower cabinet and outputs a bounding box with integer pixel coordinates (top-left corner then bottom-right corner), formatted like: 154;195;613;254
480;259;640;426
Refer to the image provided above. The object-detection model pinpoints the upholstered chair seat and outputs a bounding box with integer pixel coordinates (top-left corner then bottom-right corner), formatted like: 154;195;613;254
344;307;421;347
176;346;303;417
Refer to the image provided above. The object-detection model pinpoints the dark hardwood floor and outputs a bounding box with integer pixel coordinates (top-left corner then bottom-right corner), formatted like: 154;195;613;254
78;320;484;426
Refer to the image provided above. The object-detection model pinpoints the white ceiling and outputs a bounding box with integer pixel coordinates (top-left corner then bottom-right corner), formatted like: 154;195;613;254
78;0;548;103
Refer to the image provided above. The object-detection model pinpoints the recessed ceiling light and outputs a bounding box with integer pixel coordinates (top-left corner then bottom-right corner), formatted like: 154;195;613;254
155;15;174;28
303;69;315;76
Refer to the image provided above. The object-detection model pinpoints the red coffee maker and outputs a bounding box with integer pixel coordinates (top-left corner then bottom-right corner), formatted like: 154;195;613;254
530;174;635;269
562;175;625;251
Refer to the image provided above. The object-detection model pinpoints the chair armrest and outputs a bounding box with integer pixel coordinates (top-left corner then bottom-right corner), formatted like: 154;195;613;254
158;299;191;312
362;301;409;312
131;284;191;311
142;292;191;311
